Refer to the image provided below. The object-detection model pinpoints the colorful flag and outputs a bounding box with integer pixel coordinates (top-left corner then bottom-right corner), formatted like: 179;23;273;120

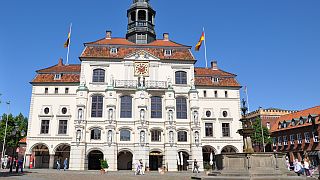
195;32;205;51
64;32;71;48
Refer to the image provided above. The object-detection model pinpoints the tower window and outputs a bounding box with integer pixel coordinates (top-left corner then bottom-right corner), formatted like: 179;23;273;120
138;10;146;21
110;48;118;54
130;11;136;22
164;49;172;56
54;74;62;80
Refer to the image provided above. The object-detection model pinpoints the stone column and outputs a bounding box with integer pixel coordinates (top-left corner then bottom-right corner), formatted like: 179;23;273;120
49;154;55;169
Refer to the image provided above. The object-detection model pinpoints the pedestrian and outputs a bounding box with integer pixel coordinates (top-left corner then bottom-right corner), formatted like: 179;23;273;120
293;159;302;176
56;160;60;170
301;160;305;175
193;159;199;173
18;159;23;173
304;157;311;177
139;159;144;175
285;156;290;171
64;158;68;171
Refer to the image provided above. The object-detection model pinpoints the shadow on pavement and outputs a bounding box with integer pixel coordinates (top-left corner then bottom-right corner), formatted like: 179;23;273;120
0;171;36;177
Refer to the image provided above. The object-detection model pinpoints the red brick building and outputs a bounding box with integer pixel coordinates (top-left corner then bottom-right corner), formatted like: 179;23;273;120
271;106;320;165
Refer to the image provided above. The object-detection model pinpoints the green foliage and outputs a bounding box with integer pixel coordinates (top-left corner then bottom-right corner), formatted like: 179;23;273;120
251;118;272;145
0;113;28;148
100;159;109;169
203;162;211;170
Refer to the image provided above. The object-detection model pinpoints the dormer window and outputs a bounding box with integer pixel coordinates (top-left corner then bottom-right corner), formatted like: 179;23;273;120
299;118;304;125
110;48;118;54
291;119;295;126
164;49;172;56
54;74;62;80
212;77;219;83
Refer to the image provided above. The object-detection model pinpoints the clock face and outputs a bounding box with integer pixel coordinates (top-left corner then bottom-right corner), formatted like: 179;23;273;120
135;62;149;76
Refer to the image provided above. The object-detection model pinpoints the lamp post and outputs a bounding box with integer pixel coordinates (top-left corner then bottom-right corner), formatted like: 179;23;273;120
1;101;10;170
9;124;24;173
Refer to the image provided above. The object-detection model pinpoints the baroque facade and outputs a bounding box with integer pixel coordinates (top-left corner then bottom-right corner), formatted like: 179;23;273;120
26;0;243;171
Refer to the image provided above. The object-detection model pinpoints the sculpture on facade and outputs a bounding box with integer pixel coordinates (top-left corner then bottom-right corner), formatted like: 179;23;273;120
140;131;145;144
193;111;199;125
168;110;173;124
169;131;174;144
108;130;113;143
109;75;114;87
140;109;145;121
139;76;144;87
76;130;81;143
190;78;195;89
108;108;113;121
195;131;200;146
78;109;83;120
167;76;172;88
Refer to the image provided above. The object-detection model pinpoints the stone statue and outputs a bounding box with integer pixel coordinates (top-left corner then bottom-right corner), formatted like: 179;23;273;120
139;76;144;87
140;109;145;121
108;109;113;120
193;111;199;125
109;75;114;87
167;76;172;88
140;131;145;143
168;110;173;124
108;130;113;143
169;131;173;143
191;79;195;89
195;131;199;144
78;109;83;120
76;130;81;142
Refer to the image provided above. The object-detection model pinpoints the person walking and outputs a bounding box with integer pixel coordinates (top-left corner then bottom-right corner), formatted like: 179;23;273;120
56;160;60;171
304;157;311;177
63;158;68;171
193;159;199;173
18;159;23;173
139;159;144;175
294;159;302;176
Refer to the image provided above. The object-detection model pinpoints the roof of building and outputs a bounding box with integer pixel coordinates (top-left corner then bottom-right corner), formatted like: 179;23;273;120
271;105;320;132
19;137;26;143
194;68;236;77
32;59;80;84
194;67;240;87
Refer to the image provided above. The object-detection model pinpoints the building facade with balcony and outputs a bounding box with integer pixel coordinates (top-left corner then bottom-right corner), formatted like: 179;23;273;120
25;0;243;171
271;106;320;165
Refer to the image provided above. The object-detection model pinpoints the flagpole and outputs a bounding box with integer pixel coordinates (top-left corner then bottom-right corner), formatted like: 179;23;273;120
203;27;208;68
66;23;72;65
245;86;250;113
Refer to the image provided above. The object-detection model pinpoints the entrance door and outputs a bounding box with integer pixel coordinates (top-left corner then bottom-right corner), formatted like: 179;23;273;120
149;151;163;171
117;151;133;170
88;150;103;170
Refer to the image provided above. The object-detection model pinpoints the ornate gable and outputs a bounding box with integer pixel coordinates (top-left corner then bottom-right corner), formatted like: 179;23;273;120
124;50;160;61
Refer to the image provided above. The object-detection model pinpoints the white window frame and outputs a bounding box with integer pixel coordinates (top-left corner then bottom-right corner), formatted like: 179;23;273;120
283;136;288;145
110;47;118;54
164;49;172;56
305;132;310;143
297;133;302;144
54;73;62;80
290;134;295;145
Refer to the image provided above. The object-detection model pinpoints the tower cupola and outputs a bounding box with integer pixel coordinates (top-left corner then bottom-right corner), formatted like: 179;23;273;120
126;0;156;44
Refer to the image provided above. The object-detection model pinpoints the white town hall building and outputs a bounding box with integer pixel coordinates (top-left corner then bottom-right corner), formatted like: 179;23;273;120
26;0;243;171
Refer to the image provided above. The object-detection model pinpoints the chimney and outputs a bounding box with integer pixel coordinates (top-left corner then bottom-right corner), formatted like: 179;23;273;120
106;30;112;39
163;33;169;41
211;60;218;70
58;58;63;66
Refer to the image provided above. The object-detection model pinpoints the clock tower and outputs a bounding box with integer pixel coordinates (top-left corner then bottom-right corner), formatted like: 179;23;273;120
126;0;156;44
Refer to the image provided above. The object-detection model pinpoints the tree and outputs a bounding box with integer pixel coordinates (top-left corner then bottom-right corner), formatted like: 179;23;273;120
0;113;28;150
251;117;272;151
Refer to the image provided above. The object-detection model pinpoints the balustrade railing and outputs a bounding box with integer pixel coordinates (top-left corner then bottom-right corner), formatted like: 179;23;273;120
115;80;138;88
115;80;167;89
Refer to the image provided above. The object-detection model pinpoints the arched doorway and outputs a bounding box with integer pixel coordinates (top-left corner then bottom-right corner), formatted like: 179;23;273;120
178;151;190;171
88;150;103;170
54;144;70;169
149;151;163;171
31;144;50;169
221;145;238;154
117;150;133;170
202;145;216;170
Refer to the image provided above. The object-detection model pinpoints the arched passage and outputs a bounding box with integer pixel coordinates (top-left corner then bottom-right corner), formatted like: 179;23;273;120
117;150;133;170
88;150;104;170
53;144;70;169
178;151;190;171
149;150;163;171
221;145;238;154
202;145;216;170
31;143;50;169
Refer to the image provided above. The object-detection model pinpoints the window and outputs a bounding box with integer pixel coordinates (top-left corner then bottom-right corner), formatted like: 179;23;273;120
297;133;302;144
283;136;288;145
290;134;295;145
90;129;101;140
222;111;228;118
55;88;59;94
212;77;219;83
91;95;103;118
205;123;213;137
206;111;211;118
58;120;68;134
176;97;187;119
177;131;187;142
40;120;50;134
266;122;270;130
175;71;187;85
164;49;172;56
120;96;132;118
278;136;282;146
305;132;310;143
314;134;319;143
222;123;230;137
203;90;207;97
137;34;147;44
92;69;105;83
291;120;295;126
283;121;287;128
151;96;162;118
45;88;48;94
299;118;304;125
65;88;69;94
151;130;161;142
120;129;130;141
273;137;277;146
110;48;118;54
44;107;50;114
214;91;218;98
61;107;67;114
225;91;228;98
54;74;61;80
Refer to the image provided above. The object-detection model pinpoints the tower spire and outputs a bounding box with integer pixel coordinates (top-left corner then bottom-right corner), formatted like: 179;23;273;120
126;0;156;44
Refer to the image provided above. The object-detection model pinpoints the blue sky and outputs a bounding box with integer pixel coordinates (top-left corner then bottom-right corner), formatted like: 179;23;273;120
0;0;319;117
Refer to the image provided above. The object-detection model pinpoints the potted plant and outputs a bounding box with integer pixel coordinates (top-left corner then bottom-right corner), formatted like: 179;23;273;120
204;163;211;175
100;159;109;174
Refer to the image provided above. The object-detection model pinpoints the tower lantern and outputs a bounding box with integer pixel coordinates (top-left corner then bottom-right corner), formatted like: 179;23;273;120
126;0;156;44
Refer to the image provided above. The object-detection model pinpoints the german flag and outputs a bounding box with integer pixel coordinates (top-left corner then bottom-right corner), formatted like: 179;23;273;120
64;32;70;48
195;32;205;51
